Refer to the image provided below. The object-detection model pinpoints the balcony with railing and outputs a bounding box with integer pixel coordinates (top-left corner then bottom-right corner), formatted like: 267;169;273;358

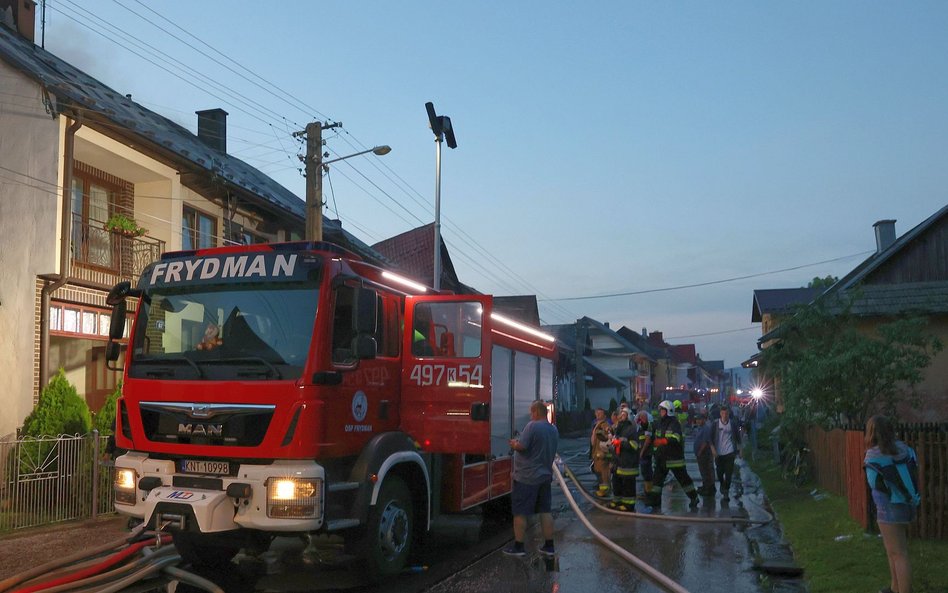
70;214;165;287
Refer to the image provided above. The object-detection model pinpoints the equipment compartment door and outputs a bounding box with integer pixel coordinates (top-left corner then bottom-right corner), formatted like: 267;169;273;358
401;295;492;454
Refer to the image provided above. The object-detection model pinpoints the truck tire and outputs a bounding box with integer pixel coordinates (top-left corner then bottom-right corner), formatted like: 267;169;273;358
173;531;241;570
362;476;413;580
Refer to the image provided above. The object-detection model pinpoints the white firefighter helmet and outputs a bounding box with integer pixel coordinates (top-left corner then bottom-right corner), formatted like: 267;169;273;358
658;400;675;414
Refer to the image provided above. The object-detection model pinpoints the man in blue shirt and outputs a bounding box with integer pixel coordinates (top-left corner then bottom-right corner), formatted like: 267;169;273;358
504;400;559;557
692;411;715;496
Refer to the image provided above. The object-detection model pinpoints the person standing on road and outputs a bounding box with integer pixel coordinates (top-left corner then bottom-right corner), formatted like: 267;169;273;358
608;409;640;512
590;408;614;498
710;405;742;502
635;410;656;503
651;400;700;509
504;400;559;558
864;415;920;593
693;411;715;497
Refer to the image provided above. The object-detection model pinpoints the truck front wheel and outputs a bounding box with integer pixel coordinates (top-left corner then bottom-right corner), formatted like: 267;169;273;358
362;476;413;579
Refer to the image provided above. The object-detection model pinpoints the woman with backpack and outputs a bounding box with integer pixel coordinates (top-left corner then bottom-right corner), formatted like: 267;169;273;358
864;415;920;593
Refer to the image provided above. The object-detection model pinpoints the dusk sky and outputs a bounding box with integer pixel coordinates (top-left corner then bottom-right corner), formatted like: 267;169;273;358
42;1;948;367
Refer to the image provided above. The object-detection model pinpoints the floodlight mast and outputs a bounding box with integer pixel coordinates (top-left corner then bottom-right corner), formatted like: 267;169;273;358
425;102;457;291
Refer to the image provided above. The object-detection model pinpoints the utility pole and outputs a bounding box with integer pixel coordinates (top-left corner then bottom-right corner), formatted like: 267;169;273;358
300;121;341;241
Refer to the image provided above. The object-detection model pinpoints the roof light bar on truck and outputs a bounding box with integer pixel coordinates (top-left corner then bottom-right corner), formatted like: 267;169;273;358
381;270;428;293
490;312;556;342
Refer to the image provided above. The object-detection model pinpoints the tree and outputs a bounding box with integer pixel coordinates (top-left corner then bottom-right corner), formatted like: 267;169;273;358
93;383;122;436
760;300;942;432
807;275;838;289
21;368;92;437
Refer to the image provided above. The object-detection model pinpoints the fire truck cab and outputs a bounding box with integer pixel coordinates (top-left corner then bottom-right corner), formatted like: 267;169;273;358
106;241;556;578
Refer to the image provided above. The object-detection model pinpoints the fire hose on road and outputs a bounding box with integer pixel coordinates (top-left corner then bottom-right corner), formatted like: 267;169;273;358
0;524;224;593
559;461;773;525
552;459;692;593
550;455;773;593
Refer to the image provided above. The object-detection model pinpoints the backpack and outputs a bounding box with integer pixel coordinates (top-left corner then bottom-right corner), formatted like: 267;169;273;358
865;454;921;507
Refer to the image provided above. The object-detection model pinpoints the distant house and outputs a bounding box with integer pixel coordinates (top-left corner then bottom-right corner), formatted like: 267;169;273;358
545;318;652;412
757;210;948;422
751;287;824;348
0;12;380;438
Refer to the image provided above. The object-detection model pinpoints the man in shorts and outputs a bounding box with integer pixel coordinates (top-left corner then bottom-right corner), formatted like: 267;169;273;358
504;400;559;557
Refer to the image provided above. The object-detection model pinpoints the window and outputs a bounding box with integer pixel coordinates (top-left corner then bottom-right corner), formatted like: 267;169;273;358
331;286;357;364
50;303;128;340
182;206;217;249
71;170;121;268
411;301;482;358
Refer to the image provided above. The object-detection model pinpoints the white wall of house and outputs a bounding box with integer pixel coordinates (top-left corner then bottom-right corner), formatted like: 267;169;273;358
0;62;61;438
585;387;620;412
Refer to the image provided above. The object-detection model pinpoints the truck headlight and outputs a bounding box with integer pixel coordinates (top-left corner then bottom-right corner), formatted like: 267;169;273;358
114;468;138;505
266;478;322;519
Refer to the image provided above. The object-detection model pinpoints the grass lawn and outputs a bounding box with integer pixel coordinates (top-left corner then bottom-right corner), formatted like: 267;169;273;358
748;456;948;593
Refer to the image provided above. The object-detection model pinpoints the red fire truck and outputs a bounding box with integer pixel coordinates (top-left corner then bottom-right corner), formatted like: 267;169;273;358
104;241;556;578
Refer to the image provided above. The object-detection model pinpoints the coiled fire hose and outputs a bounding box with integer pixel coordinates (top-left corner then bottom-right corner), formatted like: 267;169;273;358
0;523;224;593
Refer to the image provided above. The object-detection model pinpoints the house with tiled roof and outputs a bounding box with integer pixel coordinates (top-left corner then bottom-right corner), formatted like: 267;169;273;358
371;223;472;294
544;318;653;411
757;209;948;421
0;9;382;437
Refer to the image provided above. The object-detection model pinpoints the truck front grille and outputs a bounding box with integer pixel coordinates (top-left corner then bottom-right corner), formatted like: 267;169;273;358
139;402;275;447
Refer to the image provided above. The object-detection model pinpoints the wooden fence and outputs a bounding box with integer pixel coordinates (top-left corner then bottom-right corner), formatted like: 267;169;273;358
806;423;948;539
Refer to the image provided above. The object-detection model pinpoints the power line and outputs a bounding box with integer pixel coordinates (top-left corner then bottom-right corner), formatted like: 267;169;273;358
541;251;873;302
666;327;759;340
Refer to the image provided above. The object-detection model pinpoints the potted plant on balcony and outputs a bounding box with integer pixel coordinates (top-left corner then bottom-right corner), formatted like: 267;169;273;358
104;213;147;237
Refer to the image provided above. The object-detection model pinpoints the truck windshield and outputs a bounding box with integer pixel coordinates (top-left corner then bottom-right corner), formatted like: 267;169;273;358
128;280;319;381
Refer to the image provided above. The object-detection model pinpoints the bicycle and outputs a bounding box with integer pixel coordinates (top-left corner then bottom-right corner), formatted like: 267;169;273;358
782;445;811;487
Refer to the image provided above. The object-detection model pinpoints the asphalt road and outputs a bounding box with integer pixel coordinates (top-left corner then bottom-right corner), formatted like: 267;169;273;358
170;435;775;593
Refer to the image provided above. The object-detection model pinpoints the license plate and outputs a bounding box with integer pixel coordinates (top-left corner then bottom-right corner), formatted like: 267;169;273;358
180;459;231;475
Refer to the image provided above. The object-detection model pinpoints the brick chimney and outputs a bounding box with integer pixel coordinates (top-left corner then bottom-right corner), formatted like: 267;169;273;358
0;0;36;43
873;219;897;254
195;108;228;153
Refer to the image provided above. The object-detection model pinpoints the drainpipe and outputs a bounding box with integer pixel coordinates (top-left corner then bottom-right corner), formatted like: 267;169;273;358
39;116;82;388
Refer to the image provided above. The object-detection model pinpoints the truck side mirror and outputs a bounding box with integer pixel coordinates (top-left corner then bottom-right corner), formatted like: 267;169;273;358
105;341;122;363
109;300;127;342
353;335;377;360
354;287;377;335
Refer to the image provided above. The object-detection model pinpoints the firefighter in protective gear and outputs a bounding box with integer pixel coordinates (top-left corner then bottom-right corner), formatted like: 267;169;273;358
674;399;689;432
635;410;655;502
652;400;700;509
608;409;640;512
590;408;613;497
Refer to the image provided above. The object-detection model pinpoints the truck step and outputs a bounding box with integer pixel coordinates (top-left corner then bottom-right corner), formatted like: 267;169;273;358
327;481;361;492
325;519;360;531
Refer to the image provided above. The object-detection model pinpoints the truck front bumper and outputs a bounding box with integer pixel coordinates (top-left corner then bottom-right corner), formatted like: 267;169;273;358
113;452;325;533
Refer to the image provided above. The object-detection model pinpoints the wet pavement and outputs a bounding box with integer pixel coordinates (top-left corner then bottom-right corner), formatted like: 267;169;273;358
0;436;807;593
427;436;792;593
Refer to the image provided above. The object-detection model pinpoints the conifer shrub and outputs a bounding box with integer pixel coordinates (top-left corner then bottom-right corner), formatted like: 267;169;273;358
21;369;92;438
93;384;121;436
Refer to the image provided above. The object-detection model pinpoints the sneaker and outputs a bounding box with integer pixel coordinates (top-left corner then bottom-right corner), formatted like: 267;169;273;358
538;543;555;557
638;504;653;514
502;544;526;557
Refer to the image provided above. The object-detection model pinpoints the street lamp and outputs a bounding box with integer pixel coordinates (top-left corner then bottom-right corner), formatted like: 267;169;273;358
425;102;457;291
322;145;391;167
302;118;391;241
